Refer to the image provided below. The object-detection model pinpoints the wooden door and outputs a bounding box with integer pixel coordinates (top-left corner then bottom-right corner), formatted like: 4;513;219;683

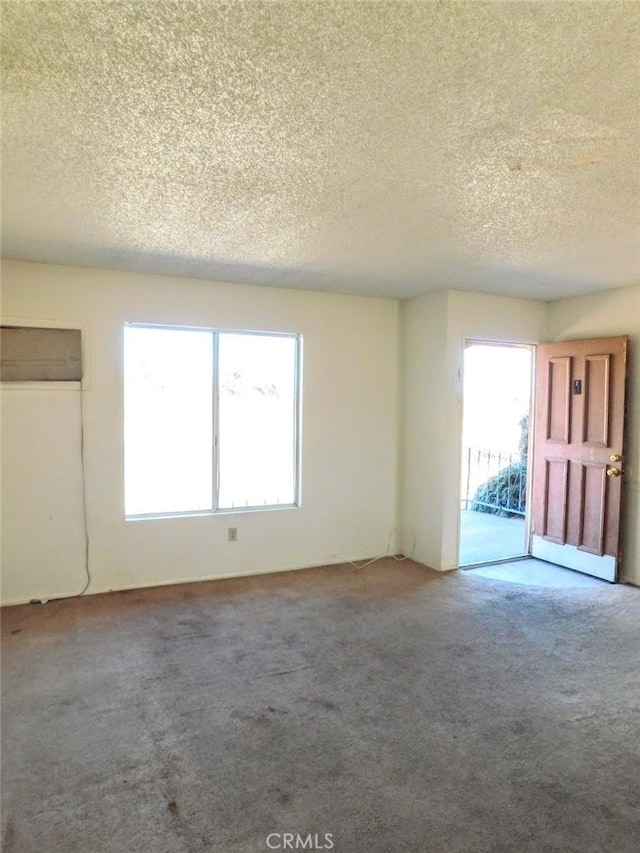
531;336;628;581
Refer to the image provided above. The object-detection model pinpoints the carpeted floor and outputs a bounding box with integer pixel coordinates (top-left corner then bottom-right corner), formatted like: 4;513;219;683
2;558;639;853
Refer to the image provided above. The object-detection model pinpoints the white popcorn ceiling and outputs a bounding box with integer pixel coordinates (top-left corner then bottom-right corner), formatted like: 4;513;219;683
2;0;639;299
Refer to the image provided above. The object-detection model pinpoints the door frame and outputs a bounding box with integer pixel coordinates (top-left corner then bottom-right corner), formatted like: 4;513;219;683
457;338;536;568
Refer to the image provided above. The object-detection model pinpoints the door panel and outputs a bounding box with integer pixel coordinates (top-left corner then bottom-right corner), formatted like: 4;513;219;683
547;357;571;443
578;462;606;554
543;459;568;542
532;336;628;581
583;355;610;445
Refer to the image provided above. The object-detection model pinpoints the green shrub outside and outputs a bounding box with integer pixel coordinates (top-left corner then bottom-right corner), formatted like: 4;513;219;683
470;415;528;518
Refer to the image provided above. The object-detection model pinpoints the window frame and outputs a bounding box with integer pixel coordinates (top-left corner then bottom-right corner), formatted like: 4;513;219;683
124;322;302;520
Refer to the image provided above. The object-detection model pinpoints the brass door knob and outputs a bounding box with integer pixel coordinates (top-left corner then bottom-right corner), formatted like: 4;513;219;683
607;467;621;477
610;454;622;462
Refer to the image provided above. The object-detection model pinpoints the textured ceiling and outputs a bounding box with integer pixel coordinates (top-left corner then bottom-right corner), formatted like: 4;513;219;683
2;1;639;300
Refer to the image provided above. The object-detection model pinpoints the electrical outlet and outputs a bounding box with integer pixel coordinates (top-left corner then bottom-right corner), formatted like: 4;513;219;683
228;527;237;542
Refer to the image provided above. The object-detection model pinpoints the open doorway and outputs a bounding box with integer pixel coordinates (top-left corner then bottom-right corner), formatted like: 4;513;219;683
459;341;534;567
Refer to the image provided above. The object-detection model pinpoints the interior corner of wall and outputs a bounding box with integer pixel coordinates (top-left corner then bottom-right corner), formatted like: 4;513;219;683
543;297;554;342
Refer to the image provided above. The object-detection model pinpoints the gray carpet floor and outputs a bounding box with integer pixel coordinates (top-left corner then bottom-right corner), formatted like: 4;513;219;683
2;558;639;853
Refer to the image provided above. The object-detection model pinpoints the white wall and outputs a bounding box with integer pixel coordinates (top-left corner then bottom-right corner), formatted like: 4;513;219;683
401;290;547;571
399;291;448;569
1;385;87;601
3;260;636;602
547;285;640;585
1;260;399;604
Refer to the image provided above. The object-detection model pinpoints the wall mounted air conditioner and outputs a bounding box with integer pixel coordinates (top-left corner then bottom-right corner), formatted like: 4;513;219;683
0;326;82;381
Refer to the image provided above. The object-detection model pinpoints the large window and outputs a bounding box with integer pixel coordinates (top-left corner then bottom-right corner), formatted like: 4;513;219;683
124;325;301;518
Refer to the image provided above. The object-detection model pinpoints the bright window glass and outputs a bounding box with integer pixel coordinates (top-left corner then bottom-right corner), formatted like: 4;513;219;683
124;325;300;517
218;333;298;509
124;327;213;515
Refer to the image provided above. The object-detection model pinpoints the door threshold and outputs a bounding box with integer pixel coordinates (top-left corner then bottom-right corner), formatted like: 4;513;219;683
460;554;531;570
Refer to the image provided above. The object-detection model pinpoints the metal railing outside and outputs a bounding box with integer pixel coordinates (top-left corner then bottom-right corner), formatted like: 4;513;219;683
461;447;526;516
